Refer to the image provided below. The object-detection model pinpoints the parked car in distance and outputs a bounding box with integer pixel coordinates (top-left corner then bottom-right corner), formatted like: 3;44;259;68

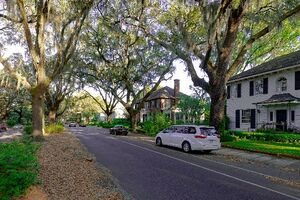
155;125;221;153
68;122;77;127
110;125;128;135
0;124;7;132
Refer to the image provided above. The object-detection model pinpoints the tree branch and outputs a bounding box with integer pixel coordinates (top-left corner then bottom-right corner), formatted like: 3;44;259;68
228;3;300;79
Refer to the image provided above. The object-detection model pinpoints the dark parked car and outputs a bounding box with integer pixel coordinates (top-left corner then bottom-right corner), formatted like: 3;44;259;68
0;124;7;132
110;125;128;135
68;122;77;127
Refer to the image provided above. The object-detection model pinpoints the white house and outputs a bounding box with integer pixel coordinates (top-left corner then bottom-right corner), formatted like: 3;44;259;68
226;50;300;132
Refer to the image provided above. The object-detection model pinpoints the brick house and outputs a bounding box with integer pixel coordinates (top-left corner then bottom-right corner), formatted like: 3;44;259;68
137;79;187;123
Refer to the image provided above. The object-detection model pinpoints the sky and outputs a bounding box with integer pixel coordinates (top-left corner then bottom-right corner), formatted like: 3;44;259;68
161;60;194;95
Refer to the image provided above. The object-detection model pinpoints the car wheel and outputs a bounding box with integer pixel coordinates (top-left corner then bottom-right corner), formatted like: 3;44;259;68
156;137;162;146
182;142;191;153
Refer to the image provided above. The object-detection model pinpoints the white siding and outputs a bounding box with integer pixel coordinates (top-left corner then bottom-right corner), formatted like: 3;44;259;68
227;66;300;131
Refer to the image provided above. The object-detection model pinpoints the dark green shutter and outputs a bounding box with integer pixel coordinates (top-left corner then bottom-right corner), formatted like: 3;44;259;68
235;110;240;128
295;71;300;90
237;84;241;98
249;81;254;96
263;78;268;94
227;86;231;99
250;109;256;129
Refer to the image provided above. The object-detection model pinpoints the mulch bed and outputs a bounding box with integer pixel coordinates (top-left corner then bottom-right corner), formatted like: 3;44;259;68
37;132;124;200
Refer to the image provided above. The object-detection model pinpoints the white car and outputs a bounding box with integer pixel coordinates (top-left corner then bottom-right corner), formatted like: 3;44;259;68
155;125;221;153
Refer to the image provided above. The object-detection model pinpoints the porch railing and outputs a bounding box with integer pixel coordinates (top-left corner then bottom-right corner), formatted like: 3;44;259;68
257;122;300;133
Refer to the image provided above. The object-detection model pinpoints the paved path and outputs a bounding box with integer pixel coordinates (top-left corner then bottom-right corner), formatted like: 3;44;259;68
70;126;300;200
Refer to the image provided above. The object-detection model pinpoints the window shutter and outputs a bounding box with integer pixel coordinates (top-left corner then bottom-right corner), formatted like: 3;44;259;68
263;78;268;94
235;110;240;128
237;84;241;98
295;71;300;90
250;109;256;129
227;86;231;99
291;111;295;122
249;81;254;96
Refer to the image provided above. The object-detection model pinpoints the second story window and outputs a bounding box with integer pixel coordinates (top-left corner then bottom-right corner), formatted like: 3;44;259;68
232;84;241;98
277;77;287;92
254;78;268;95
255;80;264;95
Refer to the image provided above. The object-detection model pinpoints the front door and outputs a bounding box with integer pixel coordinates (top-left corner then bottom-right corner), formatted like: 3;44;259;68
276;110;287;131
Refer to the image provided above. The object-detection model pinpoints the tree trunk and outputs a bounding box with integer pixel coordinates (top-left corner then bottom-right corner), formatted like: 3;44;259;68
106;112;113;123
32;89;45;139
209;87;226;133
131;116;137;132
48;108;57;124
129;111;138;132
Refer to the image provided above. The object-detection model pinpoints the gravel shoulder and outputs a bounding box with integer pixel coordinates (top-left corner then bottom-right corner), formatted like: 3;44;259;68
35;131;124;200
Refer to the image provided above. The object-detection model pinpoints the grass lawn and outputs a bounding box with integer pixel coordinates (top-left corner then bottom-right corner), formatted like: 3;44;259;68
223;140;300;158
0;140;39;200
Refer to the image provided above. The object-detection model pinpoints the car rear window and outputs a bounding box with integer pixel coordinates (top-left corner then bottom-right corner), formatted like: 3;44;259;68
200;128;217;136
173;126;196;134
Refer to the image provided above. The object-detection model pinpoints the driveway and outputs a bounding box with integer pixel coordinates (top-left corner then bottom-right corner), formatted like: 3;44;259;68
70;126;300;200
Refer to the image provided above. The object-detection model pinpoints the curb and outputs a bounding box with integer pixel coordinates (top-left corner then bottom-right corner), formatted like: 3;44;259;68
222;144;300;160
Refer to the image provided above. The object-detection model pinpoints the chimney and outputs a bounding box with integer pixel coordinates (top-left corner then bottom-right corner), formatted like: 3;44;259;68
174;79;180;98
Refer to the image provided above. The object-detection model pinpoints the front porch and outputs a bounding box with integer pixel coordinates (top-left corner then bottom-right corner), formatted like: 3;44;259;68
254;93;300;132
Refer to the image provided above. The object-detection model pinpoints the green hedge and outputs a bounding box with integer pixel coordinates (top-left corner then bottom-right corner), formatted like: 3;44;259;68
143;114;172;137
225;130;300;144
220;133;237;142
0;141;39;200
95;118;131;129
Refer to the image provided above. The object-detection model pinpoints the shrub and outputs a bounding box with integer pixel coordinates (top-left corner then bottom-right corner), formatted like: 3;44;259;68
220;133;237;142
0;141;39;200
143;113;172;136
224;115;230;130
6;119;18;128
101;123;114;128
23;125;33;135
95;119;131;129
112;118;131;127
45;124;64;134
225;130;300;144
175;120;184;125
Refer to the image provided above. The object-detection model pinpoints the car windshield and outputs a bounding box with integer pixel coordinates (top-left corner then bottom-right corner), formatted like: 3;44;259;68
200;128;217;136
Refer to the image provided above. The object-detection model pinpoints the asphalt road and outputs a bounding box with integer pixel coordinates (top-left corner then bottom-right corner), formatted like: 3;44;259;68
70;126;300;200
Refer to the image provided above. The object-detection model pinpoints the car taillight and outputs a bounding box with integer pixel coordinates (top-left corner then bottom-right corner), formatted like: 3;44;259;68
195;135;207;139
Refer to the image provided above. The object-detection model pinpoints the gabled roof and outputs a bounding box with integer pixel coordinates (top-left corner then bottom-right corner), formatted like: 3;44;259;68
146;86;187;101
255;93;300;105
229;50;300;82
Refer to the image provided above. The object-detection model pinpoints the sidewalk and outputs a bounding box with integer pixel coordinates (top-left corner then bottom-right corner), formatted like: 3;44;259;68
0;128;23;142
127;132;300;169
